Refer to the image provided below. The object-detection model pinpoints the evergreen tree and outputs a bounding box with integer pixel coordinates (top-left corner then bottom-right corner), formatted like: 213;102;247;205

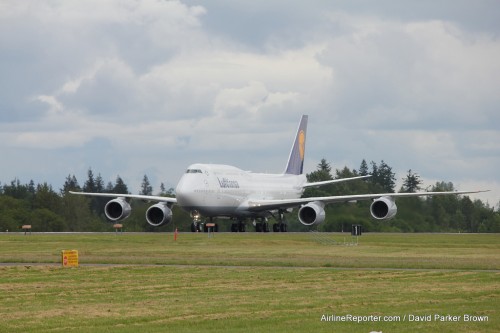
28;180;36;195
378;160;396;193
432;181;455;192
83;168;96;193
401;169;423;193
359;159;369;176
304;158;333;197
370;161;379;183
140;175;153;195
83;169;108;215
3;179;30;200
61;175;80;194
95;174;104;193
113;176;129;194
334;166;361;195
105;181;114;193
306;158;333;182
34;183;61;213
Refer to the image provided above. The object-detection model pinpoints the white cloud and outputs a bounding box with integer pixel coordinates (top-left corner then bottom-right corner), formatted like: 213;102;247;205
317;13;500;130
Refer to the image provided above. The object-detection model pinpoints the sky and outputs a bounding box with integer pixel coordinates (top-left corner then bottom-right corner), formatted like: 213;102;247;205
1;0;499;207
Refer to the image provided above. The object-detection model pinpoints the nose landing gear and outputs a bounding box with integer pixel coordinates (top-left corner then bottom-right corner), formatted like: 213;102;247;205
190;213;219;233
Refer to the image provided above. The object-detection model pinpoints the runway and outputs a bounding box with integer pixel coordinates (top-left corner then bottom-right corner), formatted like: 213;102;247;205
1;262;498;273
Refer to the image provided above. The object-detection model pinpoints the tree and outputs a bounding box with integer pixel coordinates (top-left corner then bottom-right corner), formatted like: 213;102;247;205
368;160;396;193
95;174;104;193
0;195;30;231
3;179;30;200
60;187;105;232
61;175;80;194
304;158;333;197
359;159;369;176
140;175;153;195
113;176;129;194
333;165;370;196
461;196;476;232
105;181;114;192
306;158;333;182
83;169;108;215
432;181;455;192
33;183;60;212
83;168;96;193
400;169;423;193
31;208;66;232
378;160;396;193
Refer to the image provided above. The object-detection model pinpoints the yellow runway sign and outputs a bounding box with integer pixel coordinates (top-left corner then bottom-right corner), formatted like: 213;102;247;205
61;250;79;267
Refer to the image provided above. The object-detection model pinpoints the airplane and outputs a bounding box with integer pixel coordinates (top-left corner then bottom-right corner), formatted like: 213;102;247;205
70;115;486;232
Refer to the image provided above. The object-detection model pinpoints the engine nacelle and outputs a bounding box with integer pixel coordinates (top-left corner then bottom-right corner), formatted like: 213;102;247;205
298;201;326;226
370;196;397;220
105;197;132;221
146;203;173;227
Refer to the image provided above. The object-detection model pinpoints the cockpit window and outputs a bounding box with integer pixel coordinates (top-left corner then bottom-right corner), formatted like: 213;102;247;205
186;169;202;174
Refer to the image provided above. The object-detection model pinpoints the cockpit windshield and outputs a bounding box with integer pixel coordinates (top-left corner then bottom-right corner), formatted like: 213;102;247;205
186;169;203;174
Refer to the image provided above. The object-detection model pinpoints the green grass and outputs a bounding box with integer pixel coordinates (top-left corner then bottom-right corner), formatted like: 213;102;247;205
0;232;498;332
0;232;498;270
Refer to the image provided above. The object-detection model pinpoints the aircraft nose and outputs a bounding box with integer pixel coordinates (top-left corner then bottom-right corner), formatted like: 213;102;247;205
175;175;196;207
175;178;188;204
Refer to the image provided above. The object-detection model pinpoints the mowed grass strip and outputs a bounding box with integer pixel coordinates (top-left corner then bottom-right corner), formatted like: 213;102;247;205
0;265;497;333
0;233;498;270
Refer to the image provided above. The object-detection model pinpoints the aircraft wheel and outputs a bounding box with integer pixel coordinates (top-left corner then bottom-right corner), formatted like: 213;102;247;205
191;223;197;232
280;223;288;232
231;223;238;232
262;222;269;233
273;223;280;232
255;222;262;232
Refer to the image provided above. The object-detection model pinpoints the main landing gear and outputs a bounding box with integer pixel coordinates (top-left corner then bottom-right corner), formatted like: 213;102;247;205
189;211;289;232
254;218;270;232
271;210;288;232
255;210;288;232
230;220;246;232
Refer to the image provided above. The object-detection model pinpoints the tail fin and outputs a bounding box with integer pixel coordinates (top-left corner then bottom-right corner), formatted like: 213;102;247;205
284;115;308;175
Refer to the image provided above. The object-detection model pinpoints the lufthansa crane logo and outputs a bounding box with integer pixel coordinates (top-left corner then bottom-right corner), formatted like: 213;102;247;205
299;130;305;161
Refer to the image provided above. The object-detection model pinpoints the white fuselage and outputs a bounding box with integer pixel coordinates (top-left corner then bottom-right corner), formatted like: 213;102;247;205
175;164;306;218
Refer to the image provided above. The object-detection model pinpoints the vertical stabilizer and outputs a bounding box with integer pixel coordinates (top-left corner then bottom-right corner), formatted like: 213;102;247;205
284;115;308;175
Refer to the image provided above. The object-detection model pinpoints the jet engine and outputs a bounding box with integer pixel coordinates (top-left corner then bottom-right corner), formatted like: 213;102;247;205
370;196;397;220
146;203;173;227
298;201;326;226
105;197;132;221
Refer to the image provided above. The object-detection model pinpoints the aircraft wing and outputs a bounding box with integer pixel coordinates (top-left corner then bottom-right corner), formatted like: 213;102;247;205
303;175;371;188
246;190;487;212
69;191;177;203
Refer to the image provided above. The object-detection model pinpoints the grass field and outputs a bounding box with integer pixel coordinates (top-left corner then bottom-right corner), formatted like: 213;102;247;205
0;232;498;332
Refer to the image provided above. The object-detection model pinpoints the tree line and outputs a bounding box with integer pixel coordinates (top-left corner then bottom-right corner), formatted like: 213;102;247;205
303;159;499;233
0;162;498;233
